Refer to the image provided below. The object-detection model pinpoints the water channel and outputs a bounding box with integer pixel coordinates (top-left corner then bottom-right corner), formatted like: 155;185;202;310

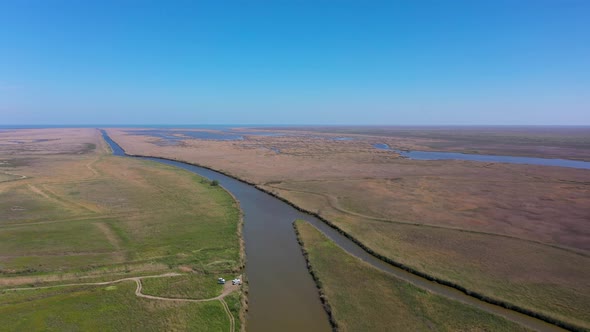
101;130;566;332
374;143;590;170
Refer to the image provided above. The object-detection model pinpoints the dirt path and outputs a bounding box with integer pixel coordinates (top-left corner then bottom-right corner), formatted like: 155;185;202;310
85;156;100;177
3;273;238;332
27;184;52;201
219;298;236;332
27;183;101;214
0;214;128;228
2;273;180;291
94;222;126;262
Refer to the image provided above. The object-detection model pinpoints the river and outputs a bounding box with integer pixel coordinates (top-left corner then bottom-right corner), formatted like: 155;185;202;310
101;130;566;332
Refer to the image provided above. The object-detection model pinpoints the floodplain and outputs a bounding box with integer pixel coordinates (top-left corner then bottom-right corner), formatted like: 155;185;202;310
107;126;590;330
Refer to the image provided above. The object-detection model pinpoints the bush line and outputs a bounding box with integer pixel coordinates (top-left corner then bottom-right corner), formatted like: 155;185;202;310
293;222;339;332
220;183;249;332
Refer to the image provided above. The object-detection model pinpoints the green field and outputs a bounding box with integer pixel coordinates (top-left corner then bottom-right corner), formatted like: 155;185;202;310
0;282;230;331
141;273;225;299
0;156;242;277
294;220;532;331
0;129;244;331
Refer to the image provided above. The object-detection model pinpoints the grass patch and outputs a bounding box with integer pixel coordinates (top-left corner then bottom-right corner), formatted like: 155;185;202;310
43;157;242;273
336;219;590;329
141;274;223;299
224;292;242;332
1;156;241;278
0;282;229;331
0;186;79;224
0;220;116;255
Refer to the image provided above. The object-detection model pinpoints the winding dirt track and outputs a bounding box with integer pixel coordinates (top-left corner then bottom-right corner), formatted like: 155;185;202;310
4;273;237;332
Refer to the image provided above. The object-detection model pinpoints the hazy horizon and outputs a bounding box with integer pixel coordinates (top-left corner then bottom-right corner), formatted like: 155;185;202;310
2;124;590;129
2;1;589;125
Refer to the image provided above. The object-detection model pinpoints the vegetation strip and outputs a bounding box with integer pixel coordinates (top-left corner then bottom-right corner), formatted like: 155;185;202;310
119;151;584;332
293;222;339;332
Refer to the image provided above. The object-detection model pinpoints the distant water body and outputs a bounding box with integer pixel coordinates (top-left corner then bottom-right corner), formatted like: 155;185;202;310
373;144;590;170
3;125;588;169
0;124;288;129
123;129;350;144
126;129;286;144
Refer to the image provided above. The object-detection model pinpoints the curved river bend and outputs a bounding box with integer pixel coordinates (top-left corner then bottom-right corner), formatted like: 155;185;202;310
102;131;565;332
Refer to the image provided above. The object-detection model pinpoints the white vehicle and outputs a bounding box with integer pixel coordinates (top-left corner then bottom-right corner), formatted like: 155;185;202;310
232;278;241;285
217;278;226;284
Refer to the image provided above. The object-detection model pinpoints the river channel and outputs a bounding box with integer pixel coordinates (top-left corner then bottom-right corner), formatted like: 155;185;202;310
101;130;565;332
374;143;590;169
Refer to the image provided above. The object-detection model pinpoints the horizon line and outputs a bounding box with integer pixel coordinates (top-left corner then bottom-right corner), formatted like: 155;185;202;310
2;124;590;128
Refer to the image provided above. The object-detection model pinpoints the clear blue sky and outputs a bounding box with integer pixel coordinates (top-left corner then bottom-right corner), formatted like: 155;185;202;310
1;0;589;125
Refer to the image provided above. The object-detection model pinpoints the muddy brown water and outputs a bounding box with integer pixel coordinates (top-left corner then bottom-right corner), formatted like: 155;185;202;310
102;131;566;332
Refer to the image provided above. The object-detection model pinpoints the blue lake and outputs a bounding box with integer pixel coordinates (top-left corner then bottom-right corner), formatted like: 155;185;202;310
373;144;590;170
